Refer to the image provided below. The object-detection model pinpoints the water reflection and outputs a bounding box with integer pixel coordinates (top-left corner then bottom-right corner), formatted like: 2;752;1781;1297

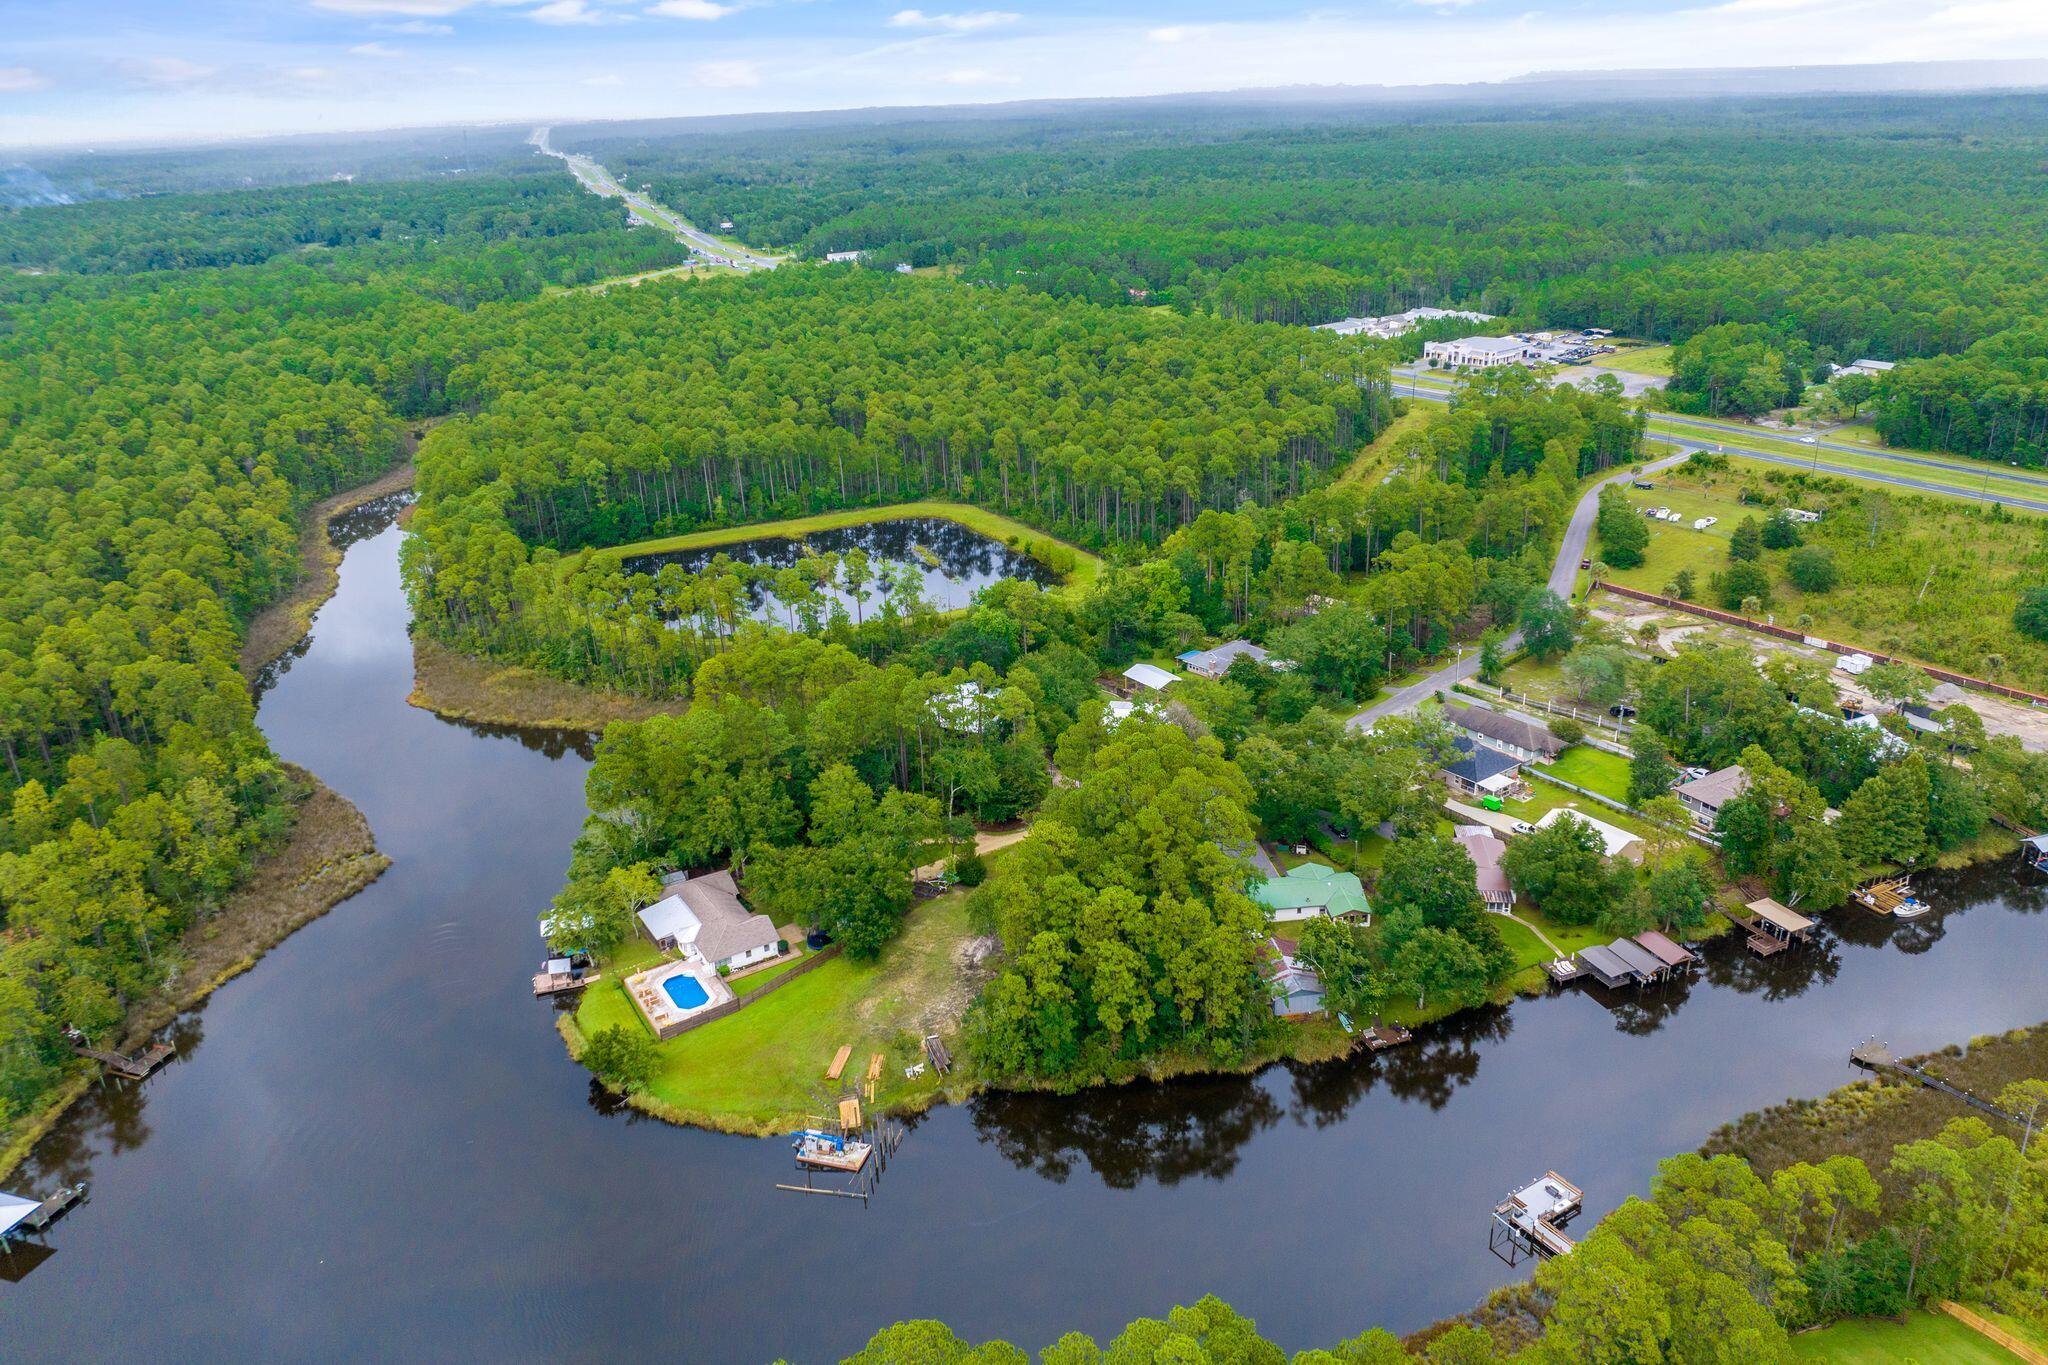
971;1076;1282;1188
623;515;1059;621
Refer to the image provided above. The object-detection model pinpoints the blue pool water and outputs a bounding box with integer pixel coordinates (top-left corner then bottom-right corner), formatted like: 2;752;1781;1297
662;974;711;1010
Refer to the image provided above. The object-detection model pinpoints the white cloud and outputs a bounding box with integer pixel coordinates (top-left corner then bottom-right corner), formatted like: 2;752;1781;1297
0;66;51;93
649;0;735;17
285;66;341;85
121;56;222;87
889;9;1019;33
693;58;760;87
1145;25;1207;41
528;0;611;22
582;71;625;84
1409;0;1479;10
349;42;406;57
310;0;475;13
938;66;1017;85
383;18;457;33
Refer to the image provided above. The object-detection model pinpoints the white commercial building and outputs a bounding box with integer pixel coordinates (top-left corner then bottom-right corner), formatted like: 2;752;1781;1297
1315;306;1494;339
1423;335;1537;369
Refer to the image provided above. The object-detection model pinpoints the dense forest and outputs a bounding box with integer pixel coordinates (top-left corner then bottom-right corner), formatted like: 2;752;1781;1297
561;95;2048;463
0;169;685;1142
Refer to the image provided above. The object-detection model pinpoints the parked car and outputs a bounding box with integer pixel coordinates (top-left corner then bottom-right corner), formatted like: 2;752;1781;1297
1510;820;1536;836
1692;516;1718;530
1800;436;1818;445
1632;480;1655;490
1678;766;1709;782
1610;703;1638;719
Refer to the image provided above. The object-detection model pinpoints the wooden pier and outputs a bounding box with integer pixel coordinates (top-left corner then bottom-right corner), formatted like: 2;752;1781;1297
1363;1024;1413;1052
1850;1041;2028;1127
72;1041;174;1081
0;1183;86;1250
1853;877;1930;919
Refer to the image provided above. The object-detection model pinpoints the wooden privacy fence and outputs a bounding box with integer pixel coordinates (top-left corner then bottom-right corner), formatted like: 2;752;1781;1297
1592;583;2048;707
652;943;843;1041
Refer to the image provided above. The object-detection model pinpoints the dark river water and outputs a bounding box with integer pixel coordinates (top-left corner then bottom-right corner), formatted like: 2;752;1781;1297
9;499;2048;1362
621;515;1059;622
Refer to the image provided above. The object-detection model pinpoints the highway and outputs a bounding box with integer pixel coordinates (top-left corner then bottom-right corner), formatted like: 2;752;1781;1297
1346;448;1692;731
1389;381;2048;516
530;126;782;272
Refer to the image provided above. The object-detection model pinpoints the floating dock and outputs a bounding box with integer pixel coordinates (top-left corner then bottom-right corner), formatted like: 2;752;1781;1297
1489;1171;1583;1266
71;1041;174;1081
1853;877;1930;920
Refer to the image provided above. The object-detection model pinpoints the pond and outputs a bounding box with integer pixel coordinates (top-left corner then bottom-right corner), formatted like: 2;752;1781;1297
8;496;2048;1361
620;515;1061;623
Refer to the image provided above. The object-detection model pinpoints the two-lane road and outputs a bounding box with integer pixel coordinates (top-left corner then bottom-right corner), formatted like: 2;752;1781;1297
1347;449;1691;730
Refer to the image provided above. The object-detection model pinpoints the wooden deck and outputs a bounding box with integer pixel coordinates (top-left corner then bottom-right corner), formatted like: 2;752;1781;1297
72;1041;174;1080
1364;1024;1413;1052
531;969;598;996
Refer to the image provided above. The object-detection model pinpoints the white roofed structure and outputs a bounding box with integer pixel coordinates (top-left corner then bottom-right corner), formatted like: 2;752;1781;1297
1122;663;1179;692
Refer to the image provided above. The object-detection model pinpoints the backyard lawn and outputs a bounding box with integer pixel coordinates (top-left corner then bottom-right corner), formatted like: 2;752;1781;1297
568;880;990;1132
1539;745;1633;805
1791;1311;2025;1363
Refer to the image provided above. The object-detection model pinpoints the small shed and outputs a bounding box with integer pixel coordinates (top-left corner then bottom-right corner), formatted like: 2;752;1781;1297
1122;663;1178;692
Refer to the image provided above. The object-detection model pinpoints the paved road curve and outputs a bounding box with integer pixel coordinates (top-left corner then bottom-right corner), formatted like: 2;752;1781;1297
1346;448;1691;730
1391;383;2048;516
530;126;783;272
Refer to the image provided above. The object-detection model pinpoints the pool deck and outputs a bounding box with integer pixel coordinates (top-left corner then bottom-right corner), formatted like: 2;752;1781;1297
625;958;733;1039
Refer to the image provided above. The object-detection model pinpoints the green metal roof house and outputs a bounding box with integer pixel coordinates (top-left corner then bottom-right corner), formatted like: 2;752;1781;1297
1251;861;1371;924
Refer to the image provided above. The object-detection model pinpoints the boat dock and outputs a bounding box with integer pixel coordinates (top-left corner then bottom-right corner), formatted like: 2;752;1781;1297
1570;932;1698;989
1489;1171;1583;1266
0;1183;86;1250
1853;877;1930;919
1724;898;1814;957
1363;1024;1412;1052
778;1116;907;1206
71;1040;174;1081
2021;834;2048;874
1850;1040;2029;1127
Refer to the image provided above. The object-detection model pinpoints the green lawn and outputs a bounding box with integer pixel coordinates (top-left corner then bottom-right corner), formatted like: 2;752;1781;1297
570;882;987;1132
1792;1312;2025;1363
1594;343;1674;376
1496;910;1611;972
1539;746;1633;805
590;500;1104;592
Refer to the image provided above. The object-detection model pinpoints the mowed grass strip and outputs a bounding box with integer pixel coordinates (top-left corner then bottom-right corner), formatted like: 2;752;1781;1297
1790;1310;2027;1364
590;500;1104;591
1538;745;1634;805
571;883;987;1132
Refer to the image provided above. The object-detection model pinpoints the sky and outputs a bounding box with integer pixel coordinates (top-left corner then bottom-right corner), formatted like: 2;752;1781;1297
4;0;2048;150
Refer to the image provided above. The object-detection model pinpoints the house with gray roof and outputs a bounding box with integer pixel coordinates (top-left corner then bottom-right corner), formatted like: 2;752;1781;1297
1178;640;1274;680
1441;736;1524;798
1674;764;1751;827
638;869;782;972
1444;702;1563;763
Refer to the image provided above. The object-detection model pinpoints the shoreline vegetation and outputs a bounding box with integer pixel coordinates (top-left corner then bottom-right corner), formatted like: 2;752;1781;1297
0;765;388;1180
3;463;411;1181
408;636;680;732
591;499;1106;592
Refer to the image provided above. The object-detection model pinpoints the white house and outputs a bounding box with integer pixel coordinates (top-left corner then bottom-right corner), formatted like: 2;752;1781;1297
823;250;863;264
1837;359;1895;379
929;681;995;734
1422;335;1535;369
1535;808;1646;863
637;870;781;972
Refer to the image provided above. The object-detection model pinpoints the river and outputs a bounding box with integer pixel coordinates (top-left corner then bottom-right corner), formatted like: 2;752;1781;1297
9;498;2048;1360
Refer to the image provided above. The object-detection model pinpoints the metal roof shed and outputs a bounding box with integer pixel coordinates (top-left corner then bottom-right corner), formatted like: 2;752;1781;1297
1748;898;1815;938
1576;943;1639;989
1633;930;1695;969
1607;938;1668;981
0;1191;38;1242
1122;663;1178;692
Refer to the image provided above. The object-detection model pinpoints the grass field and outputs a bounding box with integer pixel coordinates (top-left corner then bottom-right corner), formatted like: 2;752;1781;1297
567;880;989;1132
1340;404;1435;485
1539;745;1633;804
1603;463;2048;684
1594;343;1675;376
1791;1311;2023;1363
592;500;1104;592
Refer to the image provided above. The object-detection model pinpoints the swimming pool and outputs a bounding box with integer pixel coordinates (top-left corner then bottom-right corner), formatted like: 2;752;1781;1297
662;974;711;1011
